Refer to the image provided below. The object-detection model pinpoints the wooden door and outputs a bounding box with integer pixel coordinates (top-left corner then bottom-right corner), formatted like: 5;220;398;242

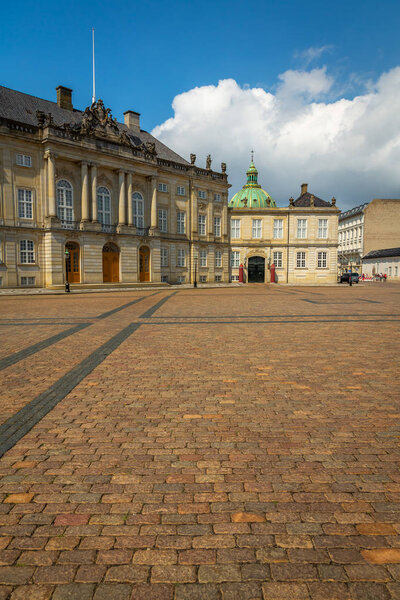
103;244;119;283
66;242;80;283
139;247;150;282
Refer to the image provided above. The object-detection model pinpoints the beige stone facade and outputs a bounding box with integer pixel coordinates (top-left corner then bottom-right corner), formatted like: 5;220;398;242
338;199;400;273
229;171;339;284
0;86;230;288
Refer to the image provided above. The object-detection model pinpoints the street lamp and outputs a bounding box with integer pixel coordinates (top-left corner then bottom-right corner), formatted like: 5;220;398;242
194;253;198;288
65;249;70;293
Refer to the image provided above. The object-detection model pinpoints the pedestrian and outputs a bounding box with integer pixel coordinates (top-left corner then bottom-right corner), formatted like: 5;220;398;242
384;273;387;282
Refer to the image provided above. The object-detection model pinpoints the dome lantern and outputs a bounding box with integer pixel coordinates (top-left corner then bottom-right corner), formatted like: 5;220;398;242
229;158;276;209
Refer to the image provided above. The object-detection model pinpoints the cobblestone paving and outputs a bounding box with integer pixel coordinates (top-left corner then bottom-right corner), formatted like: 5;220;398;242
0;284;399;599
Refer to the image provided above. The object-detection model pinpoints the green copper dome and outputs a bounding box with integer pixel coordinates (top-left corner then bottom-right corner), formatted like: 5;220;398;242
229;161;276;209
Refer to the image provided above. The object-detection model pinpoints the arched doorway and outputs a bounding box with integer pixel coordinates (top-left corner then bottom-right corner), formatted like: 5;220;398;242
65;242;80;283
248;256;265;283
102;243;119;283
139;246;150;282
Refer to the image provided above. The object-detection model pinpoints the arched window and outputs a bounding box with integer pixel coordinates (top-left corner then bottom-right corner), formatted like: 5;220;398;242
97;186;111;225
56;180;74;222
132;192;144;228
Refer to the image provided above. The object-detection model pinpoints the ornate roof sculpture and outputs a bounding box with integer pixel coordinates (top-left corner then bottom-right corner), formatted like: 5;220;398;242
229;160;276;208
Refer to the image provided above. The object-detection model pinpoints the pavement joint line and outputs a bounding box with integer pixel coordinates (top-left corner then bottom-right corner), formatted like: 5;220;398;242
0;321;143;458
139;291;178;318
135;317;400;324
95;291;160;319
0;322;91;371
147;313;400;319
0;321;89;326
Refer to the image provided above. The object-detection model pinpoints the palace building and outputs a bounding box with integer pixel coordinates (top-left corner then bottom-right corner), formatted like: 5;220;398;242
0;85;230;288
229;162;339;284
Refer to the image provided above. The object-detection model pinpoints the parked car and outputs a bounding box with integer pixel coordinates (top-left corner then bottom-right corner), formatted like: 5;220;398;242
340;272;359;283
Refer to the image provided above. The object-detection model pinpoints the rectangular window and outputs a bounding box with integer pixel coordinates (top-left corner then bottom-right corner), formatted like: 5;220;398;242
158;209;167;232
18;189;33;219
252;219;262;239
158;183;168;192
296;251;306;268
395;266;398;277
177;248;186;267
231;275;239;282
198;190;207;199
177;211;186;234
200;275;207;283
21;276;35;286
388;266;392;276
161;275;168;283
273;251;282;268
317;251;327;268
198;214;206;235
318;219;328;238
215;274;222;282
177;186;185;196
231;219;241;238
215;250;222;268
177;275;185;283
231;251;240;268
273;219;283;239
160;247;168;267
20;240;35;264
214;216;221;237
297;219;307;239
16;154;31;167
132;195;144;228
200;249;207;267
214;193;221;202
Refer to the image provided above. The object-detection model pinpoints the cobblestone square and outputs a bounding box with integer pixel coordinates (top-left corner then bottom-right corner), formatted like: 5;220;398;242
0;283;399;599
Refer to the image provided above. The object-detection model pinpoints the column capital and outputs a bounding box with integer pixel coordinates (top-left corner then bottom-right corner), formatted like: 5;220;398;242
44;150;57;160
81;160;89;168
89;161;100;168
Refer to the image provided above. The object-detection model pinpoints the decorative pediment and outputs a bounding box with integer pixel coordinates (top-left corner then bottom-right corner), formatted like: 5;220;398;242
97;173;113;189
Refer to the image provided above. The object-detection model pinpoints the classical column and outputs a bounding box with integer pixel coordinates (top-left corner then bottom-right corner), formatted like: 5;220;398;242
81;161;89;222
45;151;57;217
127;172;133;226
150;176;158;229
91;163;98;222
118;170;126;225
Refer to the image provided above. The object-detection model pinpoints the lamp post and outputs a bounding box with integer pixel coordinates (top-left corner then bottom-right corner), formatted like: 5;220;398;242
349;259;352;287
194;253;198;288
65;249;70;293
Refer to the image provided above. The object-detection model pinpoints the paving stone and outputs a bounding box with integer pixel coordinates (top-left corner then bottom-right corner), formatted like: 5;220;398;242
151;565;196;583
307;582;351;599
130;583;174;599
262;581;310;599
362;549;400;564
9;585;53;599
52;583;95;600
198;565;241;583
93;583;132;600
174;584;219;599
221;581;263;599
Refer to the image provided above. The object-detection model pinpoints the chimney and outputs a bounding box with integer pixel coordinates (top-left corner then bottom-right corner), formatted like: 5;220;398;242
301;183;308;195
124;110;141;134
56;86;73;110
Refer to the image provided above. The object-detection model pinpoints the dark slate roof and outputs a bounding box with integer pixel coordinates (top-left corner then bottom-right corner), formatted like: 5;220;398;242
0;85;189;165
293;191;331;207
363;247;400;260
339;203;369;221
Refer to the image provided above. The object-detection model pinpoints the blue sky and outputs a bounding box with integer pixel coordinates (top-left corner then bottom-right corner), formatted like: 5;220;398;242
2;0;400;206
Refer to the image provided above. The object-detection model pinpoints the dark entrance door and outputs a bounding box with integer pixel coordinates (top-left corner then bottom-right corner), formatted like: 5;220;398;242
248;256;265;283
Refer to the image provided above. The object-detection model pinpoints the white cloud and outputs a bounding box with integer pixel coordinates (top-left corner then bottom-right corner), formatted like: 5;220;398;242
152;68;400;210
294;45;333;67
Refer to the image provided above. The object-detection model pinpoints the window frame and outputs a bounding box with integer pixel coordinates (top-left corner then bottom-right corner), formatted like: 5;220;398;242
317;251;327;268
198;214;206;236
158;208;168;232
177;248;186;267
177;211;186;234
214;193;221;202
20;239;35;264
177;186;185;196
231;251;240;269
214;216;221;237
160;247;169;267
296;219;307;239
252;219;262;239
198;190;207;199
273;219;283;239
215;250;222;268
132;191;144;228
318;219;328;239
16;153;32;167
56;179;74;222
231;219;241;239
200;249;207;268
97;186;112;225
273;251;283;268
18;188;33;219
158;183;168;193
296;251;306;268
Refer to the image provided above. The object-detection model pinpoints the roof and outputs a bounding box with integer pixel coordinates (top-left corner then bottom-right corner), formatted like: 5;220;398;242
293;192;331;208
339;203;369;221
229;161;276;208
363;247;400;260
0;85;189;165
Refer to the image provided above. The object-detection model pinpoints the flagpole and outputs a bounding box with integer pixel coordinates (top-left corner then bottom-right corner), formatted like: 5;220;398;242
92;28;96;105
